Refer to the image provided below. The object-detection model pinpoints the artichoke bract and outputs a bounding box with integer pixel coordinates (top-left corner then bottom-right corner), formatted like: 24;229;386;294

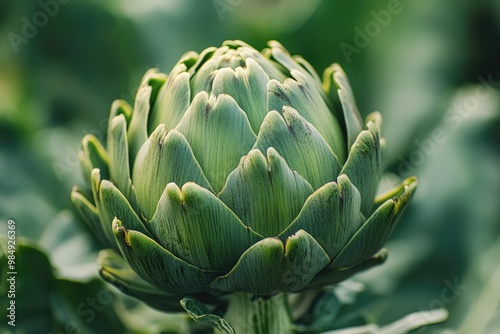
71;40;416;331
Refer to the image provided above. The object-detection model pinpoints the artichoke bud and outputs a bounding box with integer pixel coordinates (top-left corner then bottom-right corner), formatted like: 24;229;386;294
71;40;417;308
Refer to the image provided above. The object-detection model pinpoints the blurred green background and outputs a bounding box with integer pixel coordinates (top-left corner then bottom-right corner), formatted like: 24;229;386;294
0;0;499;333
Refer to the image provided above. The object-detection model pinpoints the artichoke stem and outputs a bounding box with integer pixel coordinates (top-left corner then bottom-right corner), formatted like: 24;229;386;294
219;292;293;334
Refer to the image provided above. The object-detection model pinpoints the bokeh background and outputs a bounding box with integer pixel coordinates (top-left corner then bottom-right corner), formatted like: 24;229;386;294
1;0;499;333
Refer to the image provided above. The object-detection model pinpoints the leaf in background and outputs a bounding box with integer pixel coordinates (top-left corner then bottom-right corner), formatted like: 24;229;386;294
361;86;500;330
181;297;234;334
0;239;54;334
456;238;500;334
295;281;366;333
0;239;129;334
321;309;448;334
367;0;475;163
355;235;434;295
40;210;100;281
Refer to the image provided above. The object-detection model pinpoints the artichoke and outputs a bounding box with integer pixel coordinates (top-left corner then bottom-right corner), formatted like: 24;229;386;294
71;40;417;333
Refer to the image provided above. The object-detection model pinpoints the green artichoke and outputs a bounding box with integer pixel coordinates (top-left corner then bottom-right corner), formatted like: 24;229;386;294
71;40;416;331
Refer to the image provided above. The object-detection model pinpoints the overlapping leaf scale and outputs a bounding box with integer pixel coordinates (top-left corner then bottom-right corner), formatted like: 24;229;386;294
113;218;220;294
132;125;213;219
253;106;341;190
138;68;168;105
149;62;191;133
89;169;116;247
150;182;263;272
292;55;323;86
267;70;345;161
340;121;381;216
323;64;364;150
98;249;189;312
127;85;151;165
175;92;257;193
91;169;151;243
279;174;363;259
211;58;269;133
211;230;330;295
108;99;132;128
190;47;246;96
78;134;109;185
70;187;109;247
267;40;323;92
107;114;131;198
331;179;417;268
218;148;313;237
228;40;288;82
